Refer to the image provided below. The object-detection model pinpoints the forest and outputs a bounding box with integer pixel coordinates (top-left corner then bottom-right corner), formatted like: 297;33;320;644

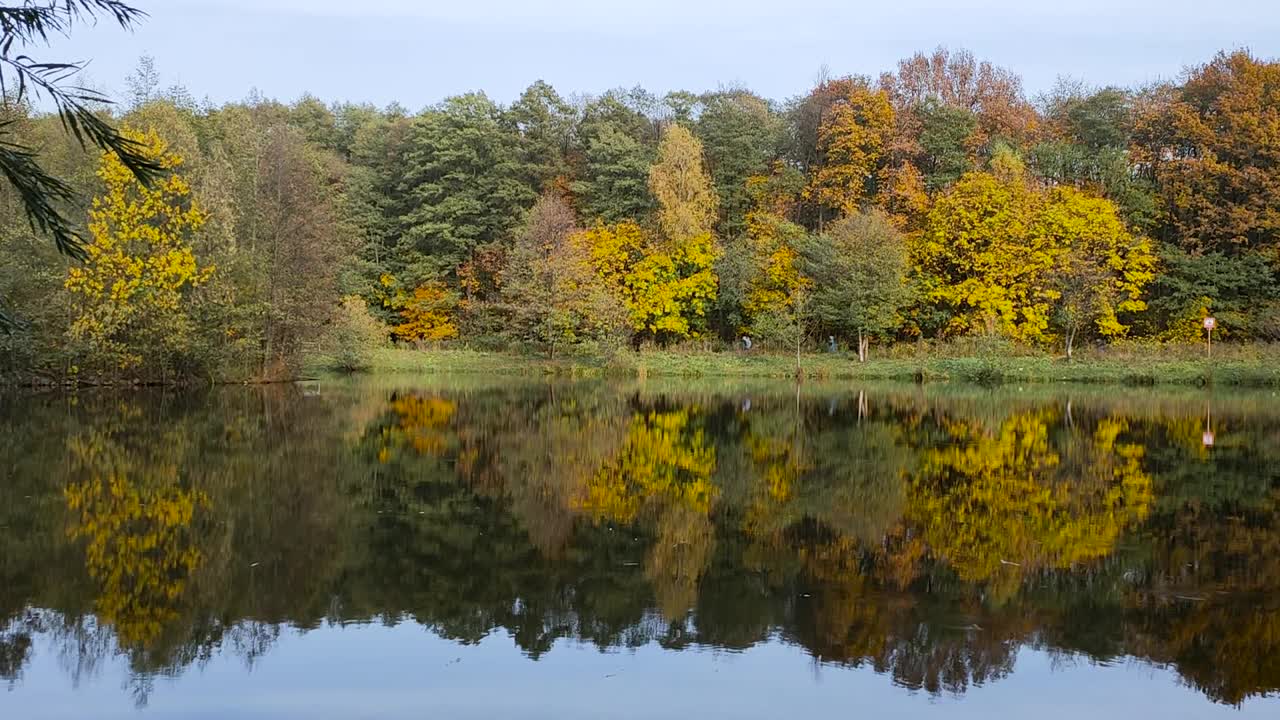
2;47;1279;383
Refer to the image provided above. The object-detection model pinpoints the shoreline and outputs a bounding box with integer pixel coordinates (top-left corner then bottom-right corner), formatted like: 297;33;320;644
305;347;1280;389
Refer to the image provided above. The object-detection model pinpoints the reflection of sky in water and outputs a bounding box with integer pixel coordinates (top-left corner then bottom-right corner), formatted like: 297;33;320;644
7;623;1277;719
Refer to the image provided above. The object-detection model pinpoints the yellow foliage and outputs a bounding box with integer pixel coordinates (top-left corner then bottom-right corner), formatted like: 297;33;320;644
917;165;1156;343
573;222;719;339
649;124;718;244
907;410;1152;599
917;169;1050;340
375;393;458;463
743;212;806;323
64;128;212;371
63;429;208;649
572;409;717;524
1036;186;1157;338
806;82;896;217
387;280;459;342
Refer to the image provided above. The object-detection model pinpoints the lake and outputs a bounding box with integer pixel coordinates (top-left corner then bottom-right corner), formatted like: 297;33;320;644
2;375;1278;719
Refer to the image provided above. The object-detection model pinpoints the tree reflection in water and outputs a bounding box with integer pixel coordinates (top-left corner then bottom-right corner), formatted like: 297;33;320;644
0;380;1278;706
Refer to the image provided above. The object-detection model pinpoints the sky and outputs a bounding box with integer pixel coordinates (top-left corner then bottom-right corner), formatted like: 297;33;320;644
52;0;1280;109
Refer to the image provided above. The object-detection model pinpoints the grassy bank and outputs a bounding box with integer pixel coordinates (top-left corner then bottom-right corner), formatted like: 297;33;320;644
306;343;1280;388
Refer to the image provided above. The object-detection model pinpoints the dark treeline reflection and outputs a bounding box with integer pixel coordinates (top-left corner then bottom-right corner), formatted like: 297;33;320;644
1;380;1279;706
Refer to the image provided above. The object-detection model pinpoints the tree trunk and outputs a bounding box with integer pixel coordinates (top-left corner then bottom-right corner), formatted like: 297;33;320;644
1066;326;1075;360
857;330;868;363
795;330;801;379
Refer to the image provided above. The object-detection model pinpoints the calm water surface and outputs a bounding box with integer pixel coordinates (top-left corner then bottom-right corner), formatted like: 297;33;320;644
2;376;1279;718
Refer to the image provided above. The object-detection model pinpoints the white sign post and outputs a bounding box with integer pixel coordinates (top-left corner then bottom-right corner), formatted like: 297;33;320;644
1204;316;1216;359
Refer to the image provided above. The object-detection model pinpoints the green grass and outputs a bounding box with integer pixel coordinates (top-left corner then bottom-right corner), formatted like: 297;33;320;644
305;343;1280;388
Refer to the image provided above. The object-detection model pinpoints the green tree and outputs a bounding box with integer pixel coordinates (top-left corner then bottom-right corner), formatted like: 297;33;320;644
573;124;654;224
694;91;783;237
916;99;976;190
1144;248;1276;341
398;93;536;282
510;80;576;193
1031;82;1156;230
799;210;912;360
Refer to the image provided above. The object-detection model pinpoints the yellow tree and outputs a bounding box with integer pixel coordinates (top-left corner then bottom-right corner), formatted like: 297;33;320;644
379;274;459;343
915;156;1047;340
574;221;718;340
1037;187;1157;357
916;151;1155;346
743;212;806;324
628;233;718;338
65;129;212;376
649;124;718;244
806;79;895;220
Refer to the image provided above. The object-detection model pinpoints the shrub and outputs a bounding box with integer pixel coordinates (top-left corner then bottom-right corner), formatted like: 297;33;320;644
326;297;387;372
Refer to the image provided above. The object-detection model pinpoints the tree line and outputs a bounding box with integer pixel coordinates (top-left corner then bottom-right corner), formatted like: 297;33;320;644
2;47;1279;381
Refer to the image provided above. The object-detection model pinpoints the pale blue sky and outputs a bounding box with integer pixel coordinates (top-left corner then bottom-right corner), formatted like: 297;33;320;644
57;0;1280;108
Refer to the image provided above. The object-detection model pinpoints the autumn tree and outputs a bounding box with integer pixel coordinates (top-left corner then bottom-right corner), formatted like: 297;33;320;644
805;78;895;222
711;163;806;337
502;192;627;355
575;221;717;342
1133;51;1280;260
383;277;459;343
1038;187;1156;357
917;151;1155;345
325;295;386;371
649;124;718;244
915;151;1047;340
800;210;912;360
743;213;807;327
65;129;212;379
1131;51;1280;336
880;47;1039;150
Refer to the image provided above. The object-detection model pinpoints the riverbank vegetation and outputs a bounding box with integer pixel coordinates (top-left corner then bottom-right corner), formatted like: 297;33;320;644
305;342;1280;388
3;47;1280;385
